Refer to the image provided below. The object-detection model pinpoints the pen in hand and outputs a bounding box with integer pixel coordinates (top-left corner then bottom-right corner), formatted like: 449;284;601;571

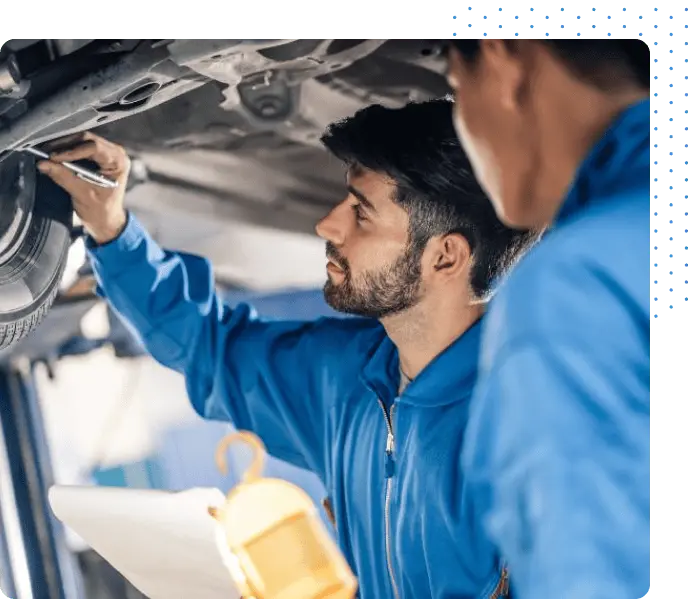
23;146;119;189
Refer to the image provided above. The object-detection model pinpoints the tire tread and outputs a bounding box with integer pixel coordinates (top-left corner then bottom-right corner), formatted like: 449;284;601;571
0;282;61;350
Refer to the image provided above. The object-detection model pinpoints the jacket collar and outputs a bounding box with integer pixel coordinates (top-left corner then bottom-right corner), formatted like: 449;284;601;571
556;98;650;226
359;318;483;408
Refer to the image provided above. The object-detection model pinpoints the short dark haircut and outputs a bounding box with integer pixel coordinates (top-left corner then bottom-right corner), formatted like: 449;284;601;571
320;98;539;301
451;40;650;90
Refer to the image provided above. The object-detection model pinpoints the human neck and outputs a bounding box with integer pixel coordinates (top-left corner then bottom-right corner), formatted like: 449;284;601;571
380;296;484;380
531;78;648;227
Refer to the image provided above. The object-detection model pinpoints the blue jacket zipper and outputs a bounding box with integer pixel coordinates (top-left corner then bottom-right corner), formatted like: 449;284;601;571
378;398;400;599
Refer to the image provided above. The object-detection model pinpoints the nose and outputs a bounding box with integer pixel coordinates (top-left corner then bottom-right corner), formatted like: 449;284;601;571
315;201;348;245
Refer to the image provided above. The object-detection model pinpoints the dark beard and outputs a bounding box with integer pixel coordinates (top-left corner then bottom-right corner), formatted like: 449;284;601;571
323;241;423;319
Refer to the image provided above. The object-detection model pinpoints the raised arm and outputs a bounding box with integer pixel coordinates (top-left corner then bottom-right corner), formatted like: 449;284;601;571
39;132;379;479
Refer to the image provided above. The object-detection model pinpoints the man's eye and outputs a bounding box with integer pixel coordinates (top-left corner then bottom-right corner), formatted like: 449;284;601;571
352;203;367;222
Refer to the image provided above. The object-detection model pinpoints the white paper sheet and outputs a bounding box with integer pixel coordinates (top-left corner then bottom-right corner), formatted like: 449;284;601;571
48;485;240;599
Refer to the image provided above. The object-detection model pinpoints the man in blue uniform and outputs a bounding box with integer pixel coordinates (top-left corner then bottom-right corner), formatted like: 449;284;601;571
445;40;650;599
39;99;538;598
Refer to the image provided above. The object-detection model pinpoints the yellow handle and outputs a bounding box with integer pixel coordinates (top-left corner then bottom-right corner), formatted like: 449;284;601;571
215;430;266;485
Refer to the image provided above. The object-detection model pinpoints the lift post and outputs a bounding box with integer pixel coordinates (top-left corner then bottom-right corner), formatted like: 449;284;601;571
0;363;83;599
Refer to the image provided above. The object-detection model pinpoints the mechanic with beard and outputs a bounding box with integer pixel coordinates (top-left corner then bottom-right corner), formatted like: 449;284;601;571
38;98;539;599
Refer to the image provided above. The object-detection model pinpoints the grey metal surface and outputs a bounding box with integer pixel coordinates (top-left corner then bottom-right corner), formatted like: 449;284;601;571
0;56;20;94
0;39;450;359
0;42;208;153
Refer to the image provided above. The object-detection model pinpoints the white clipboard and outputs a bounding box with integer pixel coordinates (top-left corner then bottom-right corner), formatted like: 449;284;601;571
48;485;241;599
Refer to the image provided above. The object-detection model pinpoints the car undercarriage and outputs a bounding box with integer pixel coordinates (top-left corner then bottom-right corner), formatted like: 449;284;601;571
0;39;450;355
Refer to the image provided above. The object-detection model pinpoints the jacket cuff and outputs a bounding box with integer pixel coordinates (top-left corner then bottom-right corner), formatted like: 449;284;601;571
85;211;149;277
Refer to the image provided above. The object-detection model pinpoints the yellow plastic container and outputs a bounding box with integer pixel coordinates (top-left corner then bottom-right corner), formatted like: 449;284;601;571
210;431;358;599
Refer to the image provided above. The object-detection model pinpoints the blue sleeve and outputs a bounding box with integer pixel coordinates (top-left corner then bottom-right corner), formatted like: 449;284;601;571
87;213;375;479
463;267;650;599
462;238;651;599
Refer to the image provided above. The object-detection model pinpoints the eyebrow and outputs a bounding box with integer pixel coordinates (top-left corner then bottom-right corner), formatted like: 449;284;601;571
347;185;377;214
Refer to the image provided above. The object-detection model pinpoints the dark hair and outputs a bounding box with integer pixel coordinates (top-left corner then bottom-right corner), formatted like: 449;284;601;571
320;98;539;300
451;40;650;90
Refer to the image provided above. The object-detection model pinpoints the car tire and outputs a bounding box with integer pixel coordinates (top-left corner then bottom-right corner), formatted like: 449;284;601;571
0;152;72;350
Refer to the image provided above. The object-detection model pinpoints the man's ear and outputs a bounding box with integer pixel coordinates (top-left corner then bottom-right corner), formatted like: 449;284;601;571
429;234;472;277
